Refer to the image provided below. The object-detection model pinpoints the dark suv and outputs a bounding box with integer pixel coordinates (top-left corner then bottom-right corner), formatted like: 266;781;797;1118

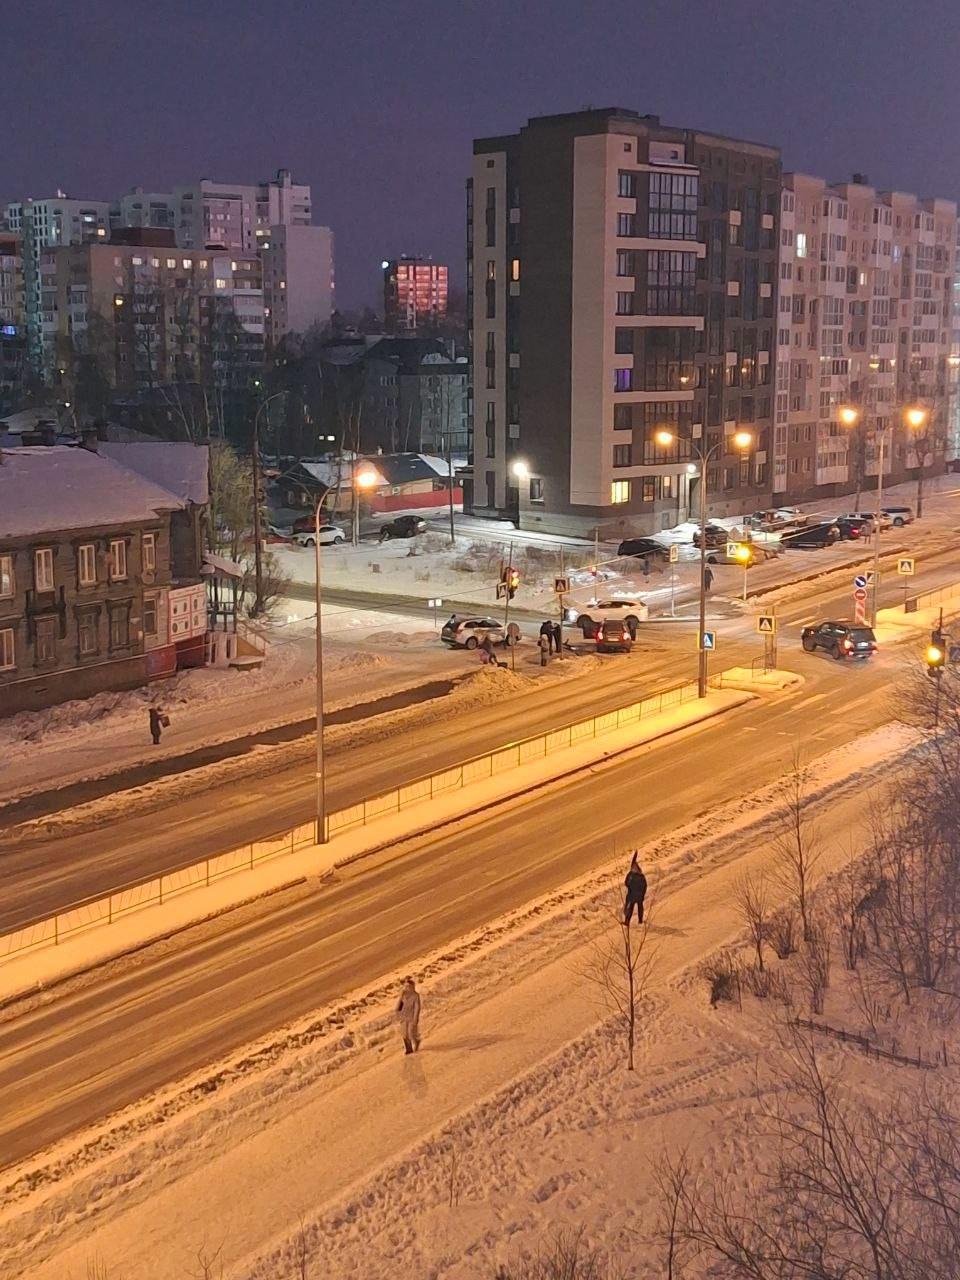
379;515;428;541
781;521;841;549
801;620;877;660
692;524;729;550
617;537;671;560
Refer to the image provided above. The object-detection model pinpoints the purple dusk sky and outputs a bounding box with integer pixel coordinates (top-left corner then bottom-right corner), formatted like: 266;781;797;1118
6;0;959;309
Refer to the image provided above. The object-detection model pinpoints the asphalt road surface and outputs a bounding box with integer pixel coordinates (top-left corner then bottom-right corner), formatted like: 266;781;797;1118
1;549;957;932
0;620;922;1167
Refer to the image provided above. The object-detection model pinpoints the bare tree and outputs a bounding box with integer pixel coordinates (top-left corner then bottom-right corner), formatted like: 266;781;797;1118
733;870;771;972
582;886;657;1072
796;922;832;1015
494;1226;625;1280
773;750;823;942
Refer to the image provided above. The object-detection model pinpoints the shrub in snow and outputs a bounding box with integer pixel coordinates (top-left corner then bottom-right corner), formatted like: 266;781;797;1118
767;907;800;960
701;956;739;1006
494;1226;624;1280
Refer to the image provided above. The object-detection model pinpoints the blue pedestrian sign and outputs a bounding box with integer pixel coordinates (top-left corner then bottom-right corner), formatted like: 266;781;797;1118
853;574;868;589
700;630;717;651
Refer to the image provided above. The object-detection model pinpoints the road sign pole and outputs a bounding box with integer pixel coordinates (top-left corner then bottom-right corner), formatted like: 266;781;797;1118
558;546;565;659
504;539;515;671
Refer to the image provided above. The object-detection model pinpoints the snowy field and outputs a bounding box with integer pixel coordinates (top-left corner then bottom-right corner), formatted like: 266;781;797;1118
0;719;932;1280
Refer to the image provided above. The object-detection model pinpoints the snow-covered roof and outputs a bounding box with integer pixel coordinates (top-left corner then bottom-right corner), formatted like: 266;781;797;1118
201;551;244;579
0;446;185;539
99;442;209;505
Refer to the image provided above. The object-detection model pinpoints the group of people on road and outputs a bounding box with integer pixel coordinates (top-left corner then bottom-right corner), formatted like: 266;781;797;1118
538;620;563;665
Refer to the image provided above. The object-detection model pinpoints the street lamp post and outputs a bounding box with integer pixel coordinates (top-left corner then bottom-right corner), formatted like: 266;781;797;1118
352;462;378;545
655;428;752;696
314;497;327;844
838;402;927;627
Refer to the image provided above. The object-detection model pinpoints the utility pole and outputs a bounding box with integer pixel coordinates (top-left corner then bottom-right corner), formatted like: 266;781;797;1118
445;426;456;546
558;545;565;659
251;413;265;616
503;538;515;671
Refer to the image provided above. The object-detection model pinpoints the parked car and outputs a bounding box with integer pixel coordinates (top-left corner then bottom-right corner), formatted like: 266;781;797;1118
440;615;518;649
616;537;671;561
379;515;428;541
833;517;863;541
801;620;877;660
839;510;890;530
705;541;778;566
565;597;649;635
594;619;633;653
692;524;730;549
294;523;346;547
745;507;807;531
780;521;841;549
882;506;914;527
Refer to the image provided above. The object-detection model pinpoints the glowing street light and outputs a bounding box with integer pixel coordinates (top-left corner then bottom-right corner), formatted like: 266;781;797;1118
838;404;860;428
511;459;530;480
904;405;928;430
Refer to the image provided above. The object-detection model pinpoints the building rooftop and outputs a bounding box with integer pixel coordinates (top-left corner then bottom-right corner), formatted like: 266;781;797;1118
0;446;185;539
98;442;209;506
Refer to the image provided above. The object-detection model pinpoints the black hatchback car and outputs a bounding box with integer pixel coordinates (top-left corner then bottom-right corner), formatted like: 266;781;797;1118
617;537;671;560
379;515;428;541
801;620;877;660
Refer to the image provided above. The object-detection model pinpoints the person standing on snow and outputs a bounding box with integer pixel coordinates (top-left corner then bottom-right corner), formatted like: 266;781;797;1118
623;852;647;926
552;620;562;654
539;619;554;653
397;976;421;1054
703;566;714;593
149;705;163;746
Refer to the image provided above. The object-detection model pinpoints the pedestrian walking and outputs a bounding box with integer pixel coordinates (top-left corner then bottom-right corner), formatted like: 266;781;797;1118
539;632;550;667
149;705;163;745
552;620;562;654
641;555;651;578
623;852;647;926
539;619;554;654
397;976;421;1054
703;566;714;593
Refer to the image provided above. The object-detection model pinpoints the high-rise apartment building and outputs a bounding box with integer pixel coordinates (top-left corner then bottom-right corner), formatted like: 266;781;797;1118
261;223;334;347
45;230;265;395
3;194;112;372
775;175;957;501
0;231;26;412
383;257;448;333
467;109;780;535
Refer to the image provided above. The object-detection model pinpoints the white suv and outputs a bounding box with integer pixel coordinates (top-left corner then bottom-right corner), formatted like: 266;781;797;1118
566;597;649;633
294;524;346;547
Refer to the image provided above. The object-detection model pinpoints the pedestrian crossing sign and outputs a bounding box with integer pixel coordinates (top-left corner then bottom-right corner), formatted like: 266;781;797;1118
700;630;717;651
496;581;507;599
756;615;776;634
554;576;569;595
897;557;915;576
669;543;679;564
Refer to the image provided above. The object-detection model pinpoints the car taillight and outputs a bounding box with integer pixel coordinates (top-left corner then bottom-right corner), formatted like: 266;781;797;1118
842;639;852;651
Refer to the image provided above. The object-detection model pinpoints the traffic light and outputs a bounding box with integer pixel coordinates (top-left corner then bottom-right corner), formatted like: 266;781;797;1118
926;628;946;677
507;567;520;600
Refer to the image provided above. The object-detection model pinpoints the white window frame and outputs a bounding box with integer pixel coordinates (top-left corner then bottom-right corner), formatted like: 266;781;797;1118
109;539;127;581
34;547;54;592
0;627;14;670
78;543;97;586
610;479;631;505
141;532;157;575
0;553;13;598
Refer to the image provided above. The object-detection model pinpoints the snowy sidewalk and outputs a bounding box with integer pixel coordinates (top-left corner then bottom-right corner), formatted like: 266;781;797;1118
9;723;918;1280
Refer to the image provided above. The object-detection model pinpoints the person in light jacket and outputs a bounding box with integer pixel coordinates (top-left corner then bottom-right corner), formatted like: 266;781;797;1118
397;976;421;1054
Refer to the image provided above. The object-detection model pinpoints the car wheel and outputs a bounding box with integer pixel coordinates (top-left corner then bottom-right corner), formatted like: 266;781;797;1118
575;615;592;630
303;537;315;547
802;636;815;652
706;554;717;564
333;535;344;544
380;530;391;541
893;516;904;527
464;636;478;650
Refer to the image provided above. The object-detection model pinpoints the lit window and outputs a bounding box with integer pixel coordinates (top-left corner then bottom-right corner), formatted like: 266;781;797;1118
199;259;208;269
78;543;96;586
0;554;13;598
151;258;160;268
97;228;106;237
182;259;192;269
796;232;807;259
114;295;125;307
109;539;127;581
231;260;238;270
611;480;631;504
279;280;286;290
510;259;520;282
166;258;176;269
215;278;228;289
34;548;54;591
132;256;143;266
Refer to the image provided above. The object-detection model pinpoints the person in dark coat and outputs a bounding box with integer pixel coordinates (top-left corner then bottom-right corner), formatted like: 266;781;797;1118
149;705;163;746
623;852;647;926
539;619;554;653
552;621;562;654
703;566;714;593
397;976;421;1054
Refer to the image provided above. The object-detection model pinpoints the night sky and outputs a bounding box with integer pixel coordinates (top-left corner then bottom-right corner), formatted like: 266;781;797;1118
6;0;959;309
